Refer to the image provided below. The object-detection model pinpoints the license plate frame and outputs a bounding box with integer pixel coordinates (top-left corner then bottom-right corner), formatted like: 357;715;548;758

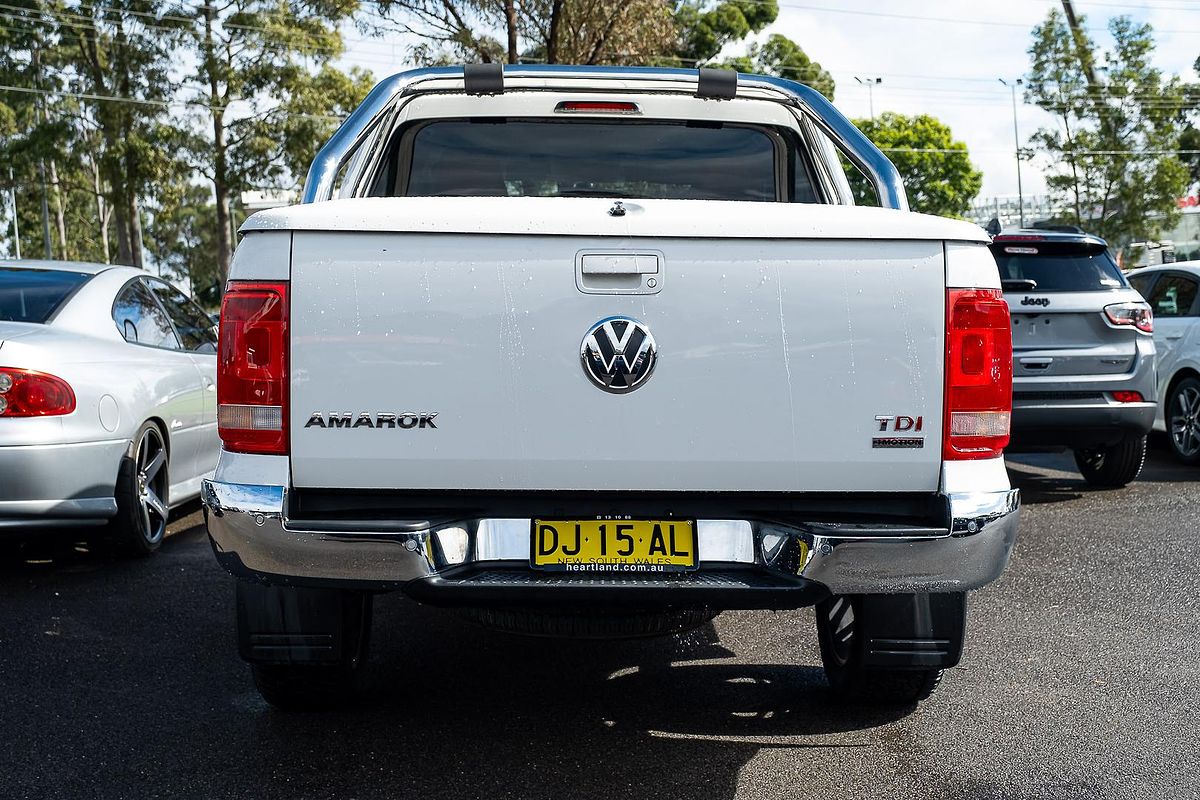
529;518;699;573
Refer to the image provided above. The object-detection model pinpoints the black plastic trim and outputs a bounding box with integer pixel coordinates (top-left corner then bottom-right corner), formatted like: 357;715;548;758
287;489;948;532
464;63;504;95
696;68;737;99
858;592;967;669
403;561;828;610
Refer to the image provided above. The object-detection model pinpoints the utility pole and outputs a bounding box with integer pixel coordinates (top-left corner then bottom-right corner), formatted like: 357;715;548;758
31;39;51;259
854;76;882;121
1061;0;1100;89
7;165;19;259
999;78;1026;228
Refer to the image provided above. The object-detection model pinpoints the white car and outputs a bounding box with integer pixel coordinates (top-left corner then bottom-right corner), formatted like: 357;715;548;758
1128;261;1200;463
203;65;1020;710
0;260;219;553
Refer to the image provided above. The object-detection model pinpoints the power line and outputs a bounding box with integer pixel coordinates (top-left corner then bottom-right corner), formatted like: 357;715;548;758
0;81;348;121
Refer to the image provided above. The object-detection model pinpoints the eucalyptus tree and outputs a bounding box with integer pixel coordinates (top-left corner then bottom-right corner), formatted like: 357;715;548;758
176;1;371;286
1025;9;1191;250
49;0;182;267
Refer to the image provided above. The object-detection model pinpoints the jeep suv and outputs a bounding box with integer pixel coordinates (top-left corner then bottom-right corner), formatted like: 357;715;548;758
991;231;1155;486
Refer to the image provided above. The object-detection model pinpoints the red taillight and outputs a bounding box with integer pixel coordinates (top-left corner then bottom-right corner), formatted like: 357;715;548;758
1103;302;1153;333
1111;391;1144;403
218;281;288;454
945;289;1012;461
554;100;641;114
0;368;76;417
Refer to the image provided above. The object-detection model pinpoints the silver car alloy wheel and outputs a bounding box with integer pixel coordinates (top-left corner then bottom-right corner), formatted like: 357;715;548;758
1171;385;1200;459
135;426;169;545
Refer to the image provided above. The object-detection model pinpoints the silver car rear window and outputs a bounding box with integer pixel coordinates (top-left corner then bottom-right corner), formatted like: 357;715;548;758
0;267;91;323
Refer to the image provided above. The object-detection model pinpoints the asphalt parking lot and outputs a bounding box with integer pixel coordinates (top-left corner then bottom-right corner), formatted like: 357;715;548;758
2;440;1197;800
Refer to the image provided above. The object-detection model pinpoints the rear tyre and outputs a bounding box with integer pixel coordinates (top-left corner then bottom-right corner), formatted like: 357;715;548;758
252;662;364;711
245;589;373;711
108;421;170;557
1166;376;1200;465
1073;434;1147;487
815;595;943;706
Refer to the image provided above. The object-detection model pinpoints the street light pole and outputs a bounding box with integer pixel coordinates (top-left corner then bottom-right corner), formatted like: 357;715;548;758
999;77;1025;228
854;76;882;121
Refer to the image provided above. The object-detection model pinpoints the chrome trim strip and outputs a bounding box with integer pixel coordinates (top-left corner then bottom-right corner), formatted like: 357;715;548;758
202;479;1017;595
300;66;908;211
0;497;118;519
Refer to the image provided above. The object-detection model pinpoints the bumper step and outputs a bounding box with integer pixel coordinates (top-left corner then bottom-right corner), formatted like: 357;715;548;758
402;564;828;610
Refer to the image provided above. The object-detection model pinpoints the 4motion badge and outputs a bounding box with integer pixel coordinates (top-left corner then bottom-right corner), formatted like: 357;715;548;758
872;414;924;449
580;316;658;394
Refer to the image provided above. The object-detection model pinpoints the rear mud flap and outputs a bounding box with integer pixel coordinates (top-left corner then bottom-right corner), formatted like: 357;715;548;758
236;581;371;665
858;592;967;670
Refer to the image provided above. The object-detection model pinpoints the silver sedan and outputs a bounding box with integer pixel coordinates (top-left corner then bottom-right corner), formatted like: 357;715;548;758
0;260;219;554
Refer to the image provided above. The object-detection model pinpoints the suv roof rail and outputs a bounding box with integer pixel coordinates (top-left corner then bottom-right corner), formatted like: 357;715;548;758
300;65;909;212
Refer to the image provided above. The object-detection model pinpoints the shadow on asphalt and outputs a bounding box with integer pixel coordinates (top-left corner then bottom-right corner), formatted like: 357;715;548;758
0;499;204;571
0;507;910;799
230;597;911;798
1006;434;1200;506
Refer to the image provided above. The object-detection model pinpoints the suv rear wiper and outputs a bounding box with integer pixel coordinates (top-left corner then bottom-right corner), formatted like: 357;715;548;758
552;189;631;198
1002;279;1038;291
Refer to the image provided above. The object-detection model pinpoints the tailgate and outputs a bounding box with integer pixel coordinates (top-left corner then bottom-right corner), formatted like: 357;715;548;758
1007;291;1140;378
289;232;946;492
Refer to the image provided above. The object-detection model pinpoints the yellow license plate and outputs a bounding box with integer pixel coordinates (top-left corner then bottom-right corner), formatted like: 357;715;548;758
531;519;697;572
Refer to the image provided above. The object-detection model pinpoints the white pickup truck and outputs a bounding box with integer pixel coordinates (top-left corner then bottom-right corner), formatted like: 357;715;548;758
202;65;1019;710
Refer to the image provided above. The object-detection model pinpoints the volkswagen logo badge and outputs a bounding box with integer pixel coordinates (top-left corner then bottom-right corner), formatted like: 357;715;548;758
580;317;658;394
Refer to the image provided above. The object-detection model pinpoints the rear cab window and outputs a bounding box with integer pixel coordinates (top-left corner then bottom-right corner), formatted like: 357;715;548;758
372;119;821;203
0;267;91;323
989;241;1127;293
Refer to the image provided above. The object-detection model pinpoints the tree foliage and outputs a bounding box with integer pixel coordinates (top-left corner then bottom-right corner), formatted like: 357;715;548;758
379;0;676;66
379;0;831;99
176;0;370;285
2;0;841;282
1025;9;1190;250
847;112;982;218
671;0;777;65
0;1;372;296
715;33;834;99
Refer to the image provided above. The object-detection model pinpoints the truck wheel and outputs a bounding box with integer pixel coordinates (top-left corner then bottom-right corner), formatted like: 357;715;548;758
252;663;364;711
1073;434;1147;488
1166;376;1200;465
815;595;943;706
107;421;170;557
239;583;374;711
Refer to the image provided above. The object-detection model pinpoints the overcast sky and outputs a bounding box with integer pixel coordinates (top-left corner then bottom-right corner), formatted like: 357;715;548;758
339;0;1200;203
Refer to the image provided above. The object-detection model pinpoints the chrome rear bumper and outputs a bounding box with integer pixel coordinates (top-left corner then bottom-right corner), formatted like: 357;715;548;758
202;479;1019;601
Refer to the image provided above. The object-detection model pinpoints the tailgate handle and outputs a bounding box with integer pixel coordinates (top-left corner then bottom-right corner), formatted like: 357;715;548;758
1020;357;1053;370
580;254;659;275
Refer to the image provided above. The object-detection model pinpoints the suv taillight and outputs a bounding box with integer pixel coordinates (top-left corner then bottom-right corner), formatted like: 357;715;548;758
1103;301;1153;333
218;281;288;454
0;368;76;416
945;289;1012;461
